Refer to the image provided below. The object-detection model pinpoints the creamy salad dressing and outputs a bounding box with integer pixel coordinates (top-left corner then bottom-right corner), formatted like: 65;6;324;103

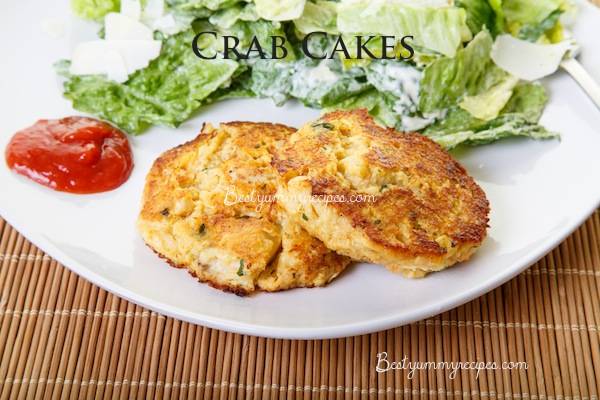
368;61;421;106
258;62;295;105
366;60;444;131
290;60;340;100
306;60;339;84
400;110;446;132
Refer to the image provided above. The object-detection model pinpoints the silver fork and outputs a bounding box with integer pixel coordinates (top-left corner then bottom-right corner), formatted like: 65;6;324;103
560;57;600;110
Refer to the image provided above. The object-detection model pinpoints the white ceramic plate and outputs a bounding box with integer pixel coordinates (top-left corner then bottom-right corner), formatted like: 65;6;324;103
1;1;600;339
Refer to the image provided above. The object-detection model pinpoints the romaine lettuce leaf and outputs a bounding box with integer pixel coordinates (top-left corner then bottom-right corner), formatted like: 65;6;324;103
423;82;555;148
455;0;502;35
166;0;241;12
203;68;256;103
72;0;121;20
365;60;421;116
488;0;505;32
302;70;370;108
459;75;519;120
246;60;294;105
503;0;562;27
294;0;338;34
208;3;258;28
324;89;399;128
326;81;555;149
501;82;549;122
336;2;472;57
425;113;557;149
247;57;369;108
238;31;363;106
226;19;290;55
364;59;442;130
518;9;562;41
419;30;506;113
254;0;306;21
58;30;238;134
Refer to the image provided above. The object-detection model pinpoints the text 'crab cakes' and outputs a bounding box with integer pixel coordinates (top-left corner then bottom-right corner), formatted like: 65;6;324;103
273;109;490;278
137;122;350;296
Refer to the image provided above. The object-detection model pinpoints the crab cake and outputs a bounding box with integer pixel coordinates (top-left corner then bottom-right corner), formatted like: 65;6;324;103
256;212;351;291
137;122;350;295
273;109;490;278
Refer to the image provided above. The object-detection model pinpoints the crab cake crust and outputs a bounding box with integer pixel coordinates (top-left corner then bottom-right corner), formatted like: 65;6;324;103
273;109;490;277
137;122;350;295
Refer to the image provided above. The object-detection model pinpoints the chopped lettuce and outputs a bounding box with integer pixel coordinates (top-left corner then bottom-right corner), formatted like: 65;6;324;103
336;2;472;57
425;113;557;149
294;0;338;34
500;82;549;124
324;89;399;128
365;60;421;116
63;0;562;148
455;0;501;35
166;0;240;12
419;30;505;114
203;72;255;103
225;19;290;54
247;57;369;108
423;82;556;148
459;75;519;121
208;3;258;28
246;60;294;105
72;0;121;20
58;30;238;133
365;60;441;130
503;0;562;27
326;78;557;149
518;9;562;41
291;63;368;108
237;33;366;107
254;0;306;21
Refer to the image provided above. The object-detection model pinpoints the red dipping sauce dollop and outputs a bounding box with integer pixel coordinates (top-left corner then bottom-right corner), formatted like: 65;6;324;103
5;117;133;194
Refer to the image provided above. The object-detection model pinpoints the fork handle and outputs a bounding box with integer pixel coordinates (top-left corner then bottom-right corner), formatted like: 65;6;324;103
560;58;600;110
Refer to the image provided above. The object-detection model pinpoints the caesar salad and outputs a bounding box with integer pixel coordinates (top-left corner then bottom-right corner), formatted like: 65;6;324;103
57;0;578;148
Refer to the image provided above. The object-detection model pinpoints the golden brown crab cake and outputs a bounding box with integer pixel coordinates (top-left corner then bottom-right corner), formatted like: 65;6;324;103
273;109;490;278
256;212;350;291
137;121;350;295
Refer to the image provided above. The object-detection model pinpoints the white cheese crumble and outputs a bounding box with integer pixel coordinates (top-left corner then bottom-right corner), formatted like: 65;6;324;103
69;5;163;83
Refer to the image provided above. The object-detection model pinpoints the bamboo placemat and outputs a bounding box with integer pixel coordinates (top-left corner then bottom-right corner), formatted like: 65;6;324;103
0;210;599;399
